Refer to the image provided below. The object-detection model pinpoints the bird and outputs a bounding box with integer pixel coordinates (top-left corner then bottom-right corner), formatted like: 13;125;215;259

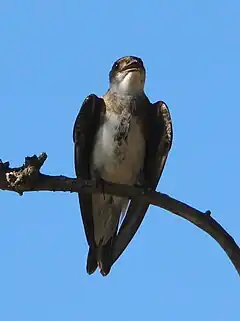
73;56;173;276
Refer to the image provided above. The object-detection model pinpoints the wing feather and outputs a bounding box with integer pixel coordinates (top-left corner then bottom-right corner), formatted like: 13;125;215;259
73;94;105;248
112;101;173;263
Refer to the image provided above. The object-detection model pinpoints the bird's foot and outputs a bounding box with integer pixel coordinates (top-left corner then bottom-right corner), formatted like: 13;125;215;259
134;181;144;188
134;181;153;197
94;172;106;200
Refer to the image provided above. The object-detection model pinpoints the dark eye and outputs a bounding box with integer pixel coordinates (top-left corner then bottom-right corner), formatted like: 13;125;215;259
114;62;119;69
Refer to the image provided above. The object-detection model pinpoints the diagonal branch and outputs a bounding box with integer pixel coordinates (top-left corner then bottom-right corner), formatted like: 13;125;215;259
0;153;239;276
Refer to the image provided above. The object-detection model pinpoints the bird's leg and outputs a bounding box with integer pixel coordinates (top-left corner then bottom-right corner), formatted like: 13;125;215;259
93;170;106;200
134;171;153;195
134;170;146;188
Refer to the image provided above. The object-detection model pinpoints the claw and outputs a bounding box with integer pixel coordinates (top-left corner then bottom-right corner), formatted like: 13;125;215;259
94;171;106;200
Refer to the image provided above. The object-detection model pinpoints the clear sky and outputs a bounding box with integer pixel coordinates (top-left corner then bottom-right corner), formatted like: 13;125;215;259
0;1;239;320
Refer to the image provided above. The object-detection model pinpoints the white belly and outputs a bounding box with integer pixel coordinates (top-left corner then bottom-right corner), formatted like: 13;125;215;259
92;112;145;185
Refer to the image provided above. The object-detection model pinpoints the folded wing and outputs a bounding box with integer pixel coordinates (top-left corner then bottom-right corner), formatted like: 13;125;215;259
73;94;106;273
112;101;173;264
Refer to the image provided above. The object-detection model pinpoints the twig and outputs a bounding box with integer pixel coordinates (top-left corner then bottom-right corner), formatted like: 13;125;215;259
0;153;239;276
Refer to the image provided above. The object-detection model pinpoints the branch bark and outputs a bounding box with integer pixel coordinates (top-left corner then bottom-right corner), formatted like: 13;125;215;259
0;153;239;276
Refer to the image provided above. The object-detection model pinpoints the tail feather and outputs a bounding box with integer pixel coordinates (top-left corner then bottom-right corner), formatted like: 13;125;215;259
86;247;98;275
87;194;127;276
86;229;118;276
97;238;115;276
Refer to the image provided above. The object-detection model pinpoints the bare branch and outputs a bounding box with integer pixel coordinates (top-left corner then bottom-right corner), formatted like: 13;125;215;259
0;153;239;276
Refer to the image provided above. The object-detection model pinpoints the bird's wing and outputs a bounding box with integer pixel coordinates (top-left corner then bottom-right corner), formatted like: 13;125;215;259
112;101;173;264
73;94;105;249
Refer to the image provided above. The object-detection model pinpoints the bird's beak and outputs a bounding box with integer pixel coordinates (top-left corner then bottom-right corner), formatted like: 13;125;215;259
122;60;142;72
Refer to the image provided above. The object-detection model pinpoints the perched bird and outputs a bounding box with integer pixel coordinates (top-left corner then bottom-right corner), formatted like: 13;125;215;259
73;56;173;276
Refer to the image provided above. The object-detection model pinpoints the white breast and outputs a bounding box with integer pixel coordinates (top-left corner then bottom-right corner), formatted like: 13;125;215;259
92;111;145;185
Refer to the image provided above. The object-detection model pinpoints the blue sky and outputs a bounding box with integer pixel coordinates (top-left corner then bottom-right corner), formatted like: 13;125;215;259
0;1;239;320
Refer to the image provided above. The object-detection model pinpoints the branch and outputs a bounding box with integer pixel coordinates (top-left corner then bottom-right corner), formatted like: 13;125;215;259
0;153;239;276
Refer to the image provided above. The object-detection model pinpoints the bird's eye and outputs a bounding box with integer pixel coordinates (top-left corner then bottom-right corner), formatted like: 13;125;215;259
114;62;119;69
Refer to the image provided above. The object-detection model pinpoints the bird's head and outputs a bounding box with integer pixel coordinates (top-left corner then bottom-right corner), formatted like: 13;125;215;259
109;56;146;95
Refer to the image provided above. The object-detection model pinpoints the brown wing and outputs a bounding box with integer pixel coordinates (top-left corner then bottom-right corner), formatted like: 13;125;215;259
112;101;173;264
73;94;105;250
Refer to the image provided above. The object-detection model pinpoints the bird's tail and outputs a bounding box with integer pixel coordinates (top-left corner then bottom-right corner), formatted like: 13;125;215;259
86;247;98;275
86;233;116;276
86;194;128;276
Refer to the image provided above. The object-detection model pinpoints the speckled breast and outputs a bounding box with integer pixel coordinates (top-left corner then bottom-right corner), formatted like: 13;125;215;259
91;110;146;185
